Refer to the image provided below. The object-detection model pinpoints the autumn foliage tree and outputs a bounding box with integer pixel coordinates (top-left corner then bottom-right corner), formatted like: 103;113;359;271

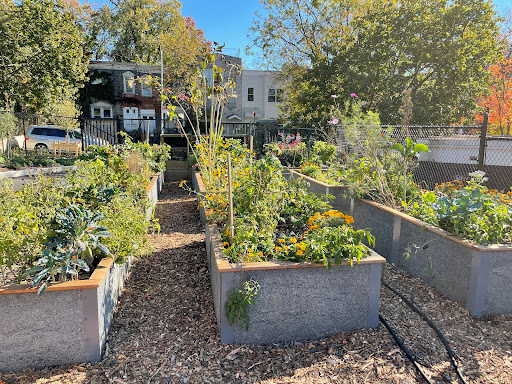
477;58;512;135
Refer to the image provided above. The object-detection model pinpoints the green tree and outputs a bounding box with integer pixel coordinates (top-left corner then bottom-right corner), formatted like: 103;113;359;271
251;0;502;126
0;0;89;114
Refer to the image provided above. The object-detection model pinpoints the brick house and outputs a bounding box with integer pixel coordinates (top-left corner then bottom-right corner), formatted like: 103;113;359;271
81;61;163;137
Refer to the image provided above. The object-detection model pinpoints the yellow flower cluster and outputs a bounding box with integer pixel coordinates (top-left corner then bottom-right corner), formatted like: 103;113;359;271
274;237;306;257
308;210;354;230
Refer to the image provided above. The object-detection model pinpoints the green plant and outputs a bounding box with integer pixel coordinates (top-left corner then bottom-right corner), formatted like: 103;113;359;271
100;195;158;264
23;248;90;295
225;278;261;331
309;141;336;165
390;137;428;204
411;172;512;245
0;176;69;283
45;204;111;266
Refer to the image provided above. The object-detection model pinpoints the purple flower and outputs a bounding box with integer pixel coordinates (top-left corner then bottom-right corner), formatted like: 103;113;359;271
331;94;338;98
350;93;358;98
329;116;339;125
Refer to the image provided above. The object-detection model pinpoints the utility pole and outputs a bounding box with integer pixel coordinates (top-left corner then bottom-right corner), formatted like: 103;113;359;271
158;38;164;135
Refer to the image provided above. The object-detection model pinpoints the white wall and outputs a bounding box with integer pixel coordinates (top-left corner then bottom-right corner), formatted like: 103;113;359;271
241;70;282;123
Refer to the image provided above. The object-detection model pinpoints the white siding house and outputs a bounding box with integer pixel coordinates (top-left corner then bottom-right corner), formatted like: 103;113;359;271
241;70;283;123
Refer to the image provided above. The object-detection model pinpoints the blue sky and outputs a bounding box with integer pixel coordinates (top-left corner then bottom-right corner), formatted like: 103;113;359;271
90;0;511;68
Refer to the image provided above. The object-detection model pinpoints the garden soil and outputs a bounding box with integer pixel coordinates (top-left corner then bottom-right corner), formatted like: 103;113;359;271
1;181;511;384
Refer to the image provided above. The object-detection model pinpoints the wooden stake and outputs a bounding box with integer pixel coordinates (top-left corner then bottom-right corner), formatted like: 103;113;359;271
227;153;235;244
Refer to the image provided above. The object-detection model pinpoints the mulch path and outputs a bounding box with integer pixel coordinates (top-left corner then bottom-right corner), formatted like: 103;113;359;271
1;181;511;384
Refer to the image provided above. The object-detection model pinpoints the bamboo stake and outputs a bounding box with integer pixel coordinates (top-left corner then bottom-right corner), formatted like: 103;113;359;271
249;135;254;171
227;153;235;245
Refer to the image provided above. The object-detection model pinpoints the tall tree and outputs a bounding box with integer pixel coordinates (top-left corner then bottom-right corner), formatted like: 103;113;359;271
251;0;502;126
0;0;89;113
93;0;210;93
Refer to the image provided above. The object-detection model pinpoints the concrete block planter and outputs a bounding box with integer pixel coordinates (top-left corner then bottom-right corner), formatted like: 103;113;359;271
288;170;353;216
0;175;160;371
290;171;512;317
193;172;385;344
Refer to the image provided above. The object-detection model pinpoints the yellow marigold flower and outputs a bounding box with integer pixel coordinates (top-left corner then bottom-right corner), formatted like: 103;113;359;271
297;242;306;250
275;246;282;252
223;242;229;247
258;252;263;256
284;245;289;251
345;215;355;224
289;238;297;244
278;238;286;244
296;250;304;256
247;249;253;253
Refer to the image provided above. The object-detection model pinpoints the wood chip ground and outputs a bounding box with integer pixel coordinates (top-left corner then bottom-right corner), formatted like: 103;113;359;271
1;181;511;384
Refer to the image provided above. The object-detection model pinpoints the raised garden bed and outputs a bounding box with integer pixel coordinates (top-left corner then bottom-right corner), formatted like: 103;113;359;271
290;170;512;317
193;171;385;344
0;174;161;372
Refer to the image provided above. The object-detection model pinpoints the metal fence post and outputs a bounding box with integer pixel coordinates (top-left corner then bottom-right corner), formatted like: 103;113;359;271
478;112;488;171
80;117;85;152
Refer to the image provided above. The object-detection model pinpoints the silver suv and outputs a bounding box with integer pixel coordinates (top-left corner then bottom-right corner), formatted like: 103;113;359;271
25;126;82;151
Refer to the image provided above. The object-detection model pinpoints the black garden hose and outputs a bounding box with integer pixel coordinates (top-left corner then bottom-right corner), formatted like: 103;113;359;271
379;313;434;384
382;281;469;384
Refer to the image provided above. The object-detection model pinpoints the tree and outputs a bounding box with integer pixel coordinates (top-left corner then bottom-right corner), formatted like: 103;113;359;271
477;61;512;135
93;0;210;94
251;0;502;126
0;0;89;114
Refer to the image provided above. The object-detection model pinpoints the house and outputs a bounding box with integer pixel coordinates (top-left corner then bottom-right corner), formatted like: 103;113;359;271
241;70;283;123
81;61;163;139
80;56;284;144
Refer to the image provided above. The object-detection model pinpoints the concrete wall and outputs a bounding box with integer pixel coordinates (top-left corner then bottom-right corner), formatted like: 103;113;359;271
289;171;352;215
0;289;87;371
241;70;282;123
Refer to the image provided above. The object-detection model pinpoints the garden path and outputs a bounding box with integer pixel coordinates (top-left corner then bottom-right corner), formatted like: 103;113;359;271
1;181;511;383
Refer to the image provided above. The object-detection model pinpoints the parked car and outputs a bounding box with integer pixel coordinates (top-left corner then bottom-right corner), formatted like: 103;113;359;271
24;126;82;151
25;125;106;151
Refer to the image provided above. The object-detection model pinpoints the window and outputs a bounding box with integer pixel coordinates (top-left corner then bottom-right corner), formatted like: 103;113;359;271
142;76;152;97
248;87;254;101
277;89;283;102
31;127;47;136
268;89;276;102
90;103;113;119
123;71;135;94
48;128;66;138
268;88;283;103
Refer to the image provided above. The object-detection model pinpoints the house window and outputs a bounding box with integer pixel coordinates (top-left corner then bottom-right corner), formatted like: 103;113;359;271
123;71;135;94
142;76;152;97
268;89;276;102
268;88;283;102
277;89;283;102
248;88;254;101
90;103;113;119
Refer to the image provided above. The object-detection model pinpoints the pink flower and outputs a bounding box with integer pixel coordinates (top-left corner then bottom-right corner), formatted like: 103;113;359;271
350;93;358;98
329;116;339;125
